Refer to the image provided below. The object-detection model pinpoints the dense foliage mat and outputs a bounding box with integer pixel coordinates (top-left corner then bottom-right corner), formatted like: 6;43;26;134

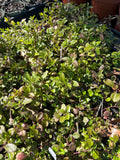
0;2;120;159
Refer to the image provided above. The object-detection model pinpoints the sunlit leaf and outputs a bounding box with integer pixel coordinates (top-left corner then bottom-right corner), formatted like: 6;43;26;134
103;79;115;88
0;154;3;159
91;150;99;159
86;139;93;148
22;98;32;105
59;116;66;123
5;143;17;153
111;92;120;102
73;80;79;87
73;132;80;139
42;70;48;79
88;89;93;97
105;97;111;102
83;117;89;125
0;125;6;135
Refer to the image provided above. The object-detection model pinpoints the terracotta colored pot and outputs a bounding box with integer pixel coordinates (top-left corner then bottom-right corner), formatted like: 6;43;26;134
63;0;90;5
114;5;120;32
91;0;120;27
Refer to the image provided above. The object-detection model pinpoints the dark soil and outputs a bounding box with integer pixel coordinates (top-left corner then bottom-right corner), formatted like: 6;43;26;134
0;0;44;19
3;1;25;14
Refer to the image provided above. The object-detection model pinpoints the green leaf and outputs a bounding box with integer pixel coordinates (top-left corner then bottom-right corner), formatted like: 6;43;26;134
95;47;100;55
59;116;66;123
83;117;89;125
105;97;111;102
91;150;99;159
65;114;70;120
52;144;60;152
42;70;48;79
24;72;31;82
7;152;15;160
84;43;94;52
66;105;71;112
8;128;15;136
56;135;63;142
0;154;3;159
59;148;66;155
86;139;93;148
110;92;120;102
0;115;2;120
60;73;65;82
5;143;17;153
88;89;93;97
73;80;79;87
0;125;6;135
83;91;86;95
103;79;115;88
88;52;95;57
71;40;77;45
61;104;66;111
4;17;9;22
73;132;80;139
110;134;119;143
113;155;120;160
22;98;32;105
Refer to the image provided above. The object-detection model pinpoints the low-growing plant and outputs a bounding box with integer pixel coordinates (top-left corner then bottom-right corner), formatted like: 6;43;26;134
0;1;120;159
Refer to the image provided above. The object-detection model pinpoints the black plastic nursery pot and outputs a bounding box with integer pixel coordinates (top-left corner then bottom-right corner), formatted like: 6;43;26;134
0;0;52;29
2;0;26;17
0;0;6;6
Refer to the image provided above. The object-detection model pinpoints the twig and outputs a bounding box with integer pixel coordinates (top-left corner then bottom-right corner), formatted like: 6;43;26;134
96;99;103;117
10;108;12;119
60;45;63;61
76;122;79;133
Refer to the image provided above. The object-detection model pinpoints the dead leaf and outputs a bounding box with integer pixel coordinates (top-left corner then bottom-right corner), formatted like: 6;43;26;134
103;111;111;120
16;152;27;160
68;142;76;151
100;33;104;41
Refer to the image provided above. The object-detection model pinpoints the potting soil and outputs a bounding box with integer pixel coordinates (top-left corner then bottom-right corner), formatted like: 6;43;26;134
0;0;44;19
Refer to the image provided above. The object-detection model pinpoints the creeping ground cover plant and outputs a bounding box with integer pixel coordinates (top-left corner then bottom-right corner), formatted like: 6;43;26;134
0;1;120;159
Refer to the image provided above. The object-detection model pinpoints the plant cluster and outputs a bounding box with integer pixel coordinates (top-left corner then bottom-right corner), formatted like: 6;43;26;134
0;2;120;159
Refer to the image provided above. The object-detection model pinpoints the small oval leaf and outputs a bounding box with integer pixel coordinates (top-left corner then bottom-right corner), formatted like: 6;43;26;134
111;92;120;102
103;79;115;88
22;98;32;105
5;143;17;153
73;132;80;139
